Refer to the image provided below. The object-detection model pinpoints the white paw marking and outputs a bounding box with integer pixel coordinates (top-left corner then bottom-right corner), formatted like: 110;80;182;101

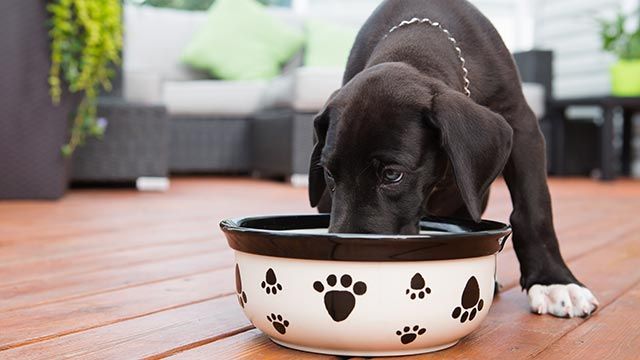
528;284;599;318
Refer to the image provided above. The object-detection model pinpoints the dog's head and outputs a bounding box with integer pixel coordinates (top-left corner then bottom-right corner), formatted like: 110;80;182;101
308;62;513;234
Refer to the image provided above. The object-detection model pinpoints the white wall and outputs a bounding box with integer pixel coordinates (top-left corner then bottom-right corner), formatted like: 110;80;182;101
533;0;638;98
467;0;534;51
293;0;379;25
293;0;533;50
293;0;639;98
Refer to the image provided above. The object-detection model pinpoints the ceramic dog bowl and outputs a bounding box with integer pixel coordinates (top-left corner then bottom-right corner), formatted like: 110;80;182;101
220;214;511;357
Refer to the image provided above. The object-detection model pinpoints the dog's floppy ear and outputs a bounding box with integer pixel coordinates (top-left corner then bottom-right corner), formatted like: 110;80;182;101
308;90;339;208
427;89;513;222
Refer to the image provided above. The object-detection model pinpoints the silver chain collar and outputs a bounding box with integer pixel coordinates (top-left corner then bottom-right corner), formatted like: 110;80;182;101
384;17;471;97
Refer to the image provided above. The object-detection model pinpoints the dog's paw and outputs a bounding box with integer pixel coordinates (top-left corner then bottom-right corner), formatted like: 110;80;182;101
528;284;599;318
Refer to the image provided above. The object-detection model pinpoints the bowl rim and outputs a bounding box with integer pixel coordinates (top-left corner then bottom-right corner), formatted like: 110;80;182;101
220;214;511;262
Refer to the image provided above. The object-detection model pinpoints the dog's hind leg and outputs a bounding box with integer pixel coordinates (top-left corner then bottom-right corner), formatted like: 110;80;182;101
501;103;598;318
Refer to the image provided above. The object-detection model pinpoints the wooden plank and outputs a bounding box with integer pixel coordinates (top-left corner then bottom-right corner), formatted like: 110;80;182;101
378;223;640;359
0;198;623;293
476;179;639;254
0;178;637;359
0;178;311;242
0;268;234;350
486;194;640;294
0;235;618;360
2;192;634;359
494;209;640;290
169;329;338;360
490;179;640;285
0;204;214;242
534;283;640;360
196;220;638;360
0;218;218;264
0;251;233;312
0;178;622;256
498;198;636;254
0;296;252;360
0;240;219;287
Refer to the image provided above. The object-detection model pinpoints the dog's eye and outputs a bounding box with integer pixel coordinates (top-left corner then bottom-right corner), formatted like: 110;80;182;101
382;168;403;184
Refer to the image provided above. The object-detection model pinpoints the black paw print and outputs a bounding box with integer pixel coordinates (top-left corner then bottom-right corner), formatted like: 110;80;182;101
313;274;367;322
452;276;484;323
267;313;289;335
406;273;431;300
396;325;426;344
235;264;247;308
261;268;282;295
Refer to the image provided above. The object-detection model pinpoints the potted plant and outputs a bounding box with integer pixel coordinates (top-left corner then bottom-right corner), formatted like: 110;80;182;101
0;0;122;199
48;0;123;155
598;10;640;96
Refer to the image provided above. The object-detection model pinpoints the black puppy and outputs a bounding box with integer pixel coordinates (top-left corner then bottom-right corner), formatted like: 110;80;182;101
308;0;598;318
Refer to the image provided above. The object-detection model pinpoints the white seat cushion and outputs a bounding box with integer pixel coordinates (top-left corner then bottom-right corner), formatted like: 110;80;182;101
293;67;344;112
123;5;302;106
289;67;547;119
260;73;296;109
123;5;209;82
163;80;268;116
522;82;546;119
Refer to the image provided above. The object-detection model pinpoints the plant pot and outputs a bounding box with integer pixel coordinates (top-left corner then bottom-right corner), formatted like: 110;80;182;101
611;59;640;97
0;0;78;199
71;98;169;183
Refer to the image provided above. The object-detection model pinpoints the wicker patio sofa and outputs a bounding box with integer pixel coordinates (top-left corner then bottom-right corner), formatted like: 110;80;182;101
122;4;302;174
120;5;553;184
71;98;169;183
250;50;552;186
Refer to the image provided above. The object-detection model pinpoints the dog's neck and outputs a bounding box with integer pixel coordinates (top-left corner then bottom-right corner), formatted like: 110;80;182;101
385;18;470;97
366;21;469;96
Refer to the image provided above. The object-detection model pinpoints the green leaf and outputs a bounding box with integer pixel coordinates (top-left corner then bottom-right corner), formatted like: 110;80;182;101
48;0;122;154
597;8;640;60
61;144;72;157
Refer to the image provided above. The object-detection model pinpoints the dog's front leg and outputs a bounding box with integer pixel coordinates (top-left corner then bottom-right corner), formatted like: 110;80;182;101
502;106;598;318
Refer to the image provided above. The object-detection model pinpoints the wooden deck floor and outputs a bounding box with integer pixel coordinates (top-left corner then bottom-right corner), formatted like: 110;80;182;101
0;177;639;359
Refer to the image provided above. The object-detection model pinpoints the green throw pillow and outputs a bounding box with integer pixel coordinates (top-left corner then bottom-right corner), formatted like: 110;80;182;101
304;19;358;68
182;0;304;80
